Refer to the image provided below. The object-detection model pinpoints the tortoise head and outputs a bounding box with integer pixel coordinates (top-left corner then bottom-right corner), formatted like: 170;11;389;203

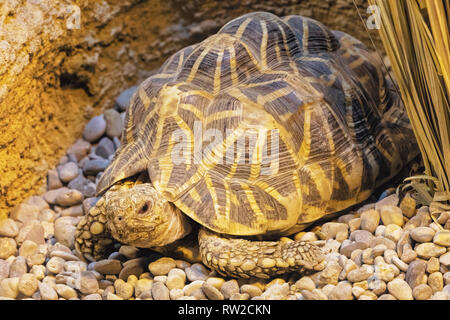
103;182;192;248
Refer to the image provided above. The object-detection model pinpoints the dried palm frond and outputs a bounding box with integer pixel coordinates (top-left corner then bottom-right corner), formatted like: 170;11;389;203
363;0;450;206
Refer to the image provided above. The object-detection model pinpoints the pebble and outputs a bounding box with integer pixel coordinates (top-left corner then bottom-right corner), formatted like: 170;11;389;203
114;279;134;299
83;115;106;142
406;260;427;289
375;261;399;282
60;205;83;217
433;230;450;247
83;293;102;300
294;276;315;291
24;196;48;211
79;271;99;294
378;293;396;300
261;283;289;300
400;246;417;263
412;283;432;300
191;288;207;299
391;257;408;272
58;162;79;183
38;282;58;300
47;169;63;190
375;194;399;210
0;260;10;281
312;260;341;286
0;219;19;237
18;273;38;296
67;139;91;161
169;288;183;300
340;241;368;258
347;218;361;233
119;257;147;280
18;240;38;258
351;230;375;246
94;259;123;275
240;284;263;298
55;284;78;299
30;265;46;281
295;231;318;242
83;159;109;176
26;253;45;267
202;282;224;300
399;196;416;218
206;277;225;290
320;222;348;241
387;278;413;300
148;257;176;276
430;291;448;300
360;210;380;233
43;187;69;205
428;272;443;293
154;275;167;283
0;277;19;298
369;236;396;250
368;277;386;296
95;137;115;159
415;243;446;259
230;293;250;300
444;272;450;285
10;203;40;224
183;280;204;296
46;257;65;274
185;263;209;282
107;292;123;300
116;86;138;111
440;252;450;267
50;250;79;261
427;257;441;273
347;265;374;282
16;221;45;245
55;189;83;207
134;279;153;297
38;209;56;223
68;176;96;198
104;109;124;138
380;206;404;226
328;281;353;300
301;288;327;300
384;224;403;242
166;268;186;290
221;280;239;299
0;238;17;259
54;217;78;249
410;227;435;243
151;281;170;300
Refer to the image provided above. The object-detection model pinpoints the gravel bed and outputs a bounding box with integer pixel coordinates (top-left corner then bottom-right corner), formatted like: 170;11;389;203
0;86;449;300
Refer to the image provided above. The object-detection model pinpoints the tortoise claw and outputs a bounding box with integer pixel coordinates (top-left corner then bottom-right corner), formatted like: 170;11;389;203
75;197;116;261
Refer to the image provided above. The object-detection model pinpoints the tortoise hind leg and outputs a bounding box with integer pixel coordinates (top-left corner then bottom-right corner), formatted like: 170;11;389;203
198;228;326;279
75;197;116;261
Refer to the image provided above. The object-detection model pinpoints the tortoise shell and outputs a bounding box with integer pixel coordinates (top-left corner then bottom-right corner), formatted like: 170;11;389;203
97;12;418;236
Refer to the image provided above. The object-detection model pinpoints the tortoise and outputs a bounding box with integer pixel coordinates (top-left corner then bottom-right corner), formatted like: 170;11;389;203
75;12;418;279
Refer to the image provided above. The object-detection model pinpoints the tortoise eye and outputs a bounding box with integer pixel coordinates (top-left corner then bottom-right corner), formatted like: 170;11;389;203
138;201;152;214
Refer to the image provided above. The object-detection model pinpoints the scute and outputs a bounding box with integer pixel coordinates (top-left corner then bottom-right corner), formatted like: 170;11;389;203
98;12;418;236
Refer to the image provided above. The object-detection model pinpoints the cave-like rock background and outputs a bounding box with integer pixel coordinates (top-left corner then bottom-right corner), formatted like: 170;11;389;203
0;0;381;219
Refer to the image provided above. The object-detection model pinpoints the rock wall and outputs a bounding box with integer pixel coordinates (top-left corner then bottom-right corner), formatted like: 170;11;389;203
0;0;381;219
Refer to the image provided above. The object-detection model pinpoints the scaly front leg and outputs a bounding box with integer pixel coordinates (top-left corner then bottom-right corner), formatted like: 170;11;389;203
198;228;326;279
75;197;116;261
